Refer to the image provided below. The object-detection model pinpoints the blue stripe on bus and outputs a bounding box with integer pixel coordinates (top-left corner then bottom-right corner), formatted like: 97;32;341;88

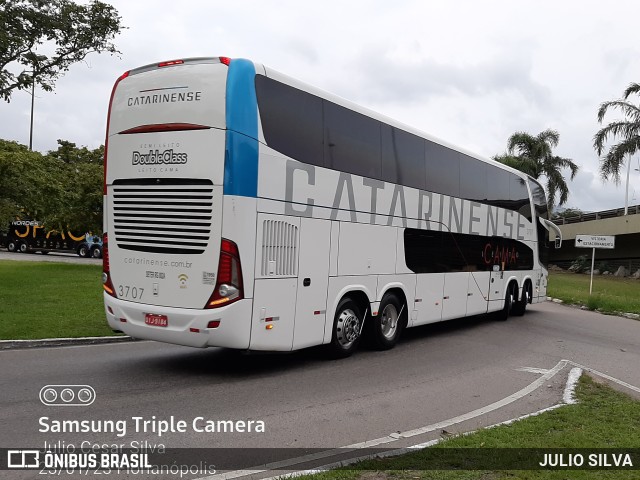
224;59;259;197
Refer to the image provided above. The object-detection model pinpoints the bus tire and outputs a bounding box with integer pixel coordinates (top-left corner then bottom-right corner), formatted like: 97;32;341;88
7;242;16;252
78;245;89;257
91;246;102;259
328;297;363;358
369;293;404;350
18;242;29;253
497;282;517;321
512;281;531;316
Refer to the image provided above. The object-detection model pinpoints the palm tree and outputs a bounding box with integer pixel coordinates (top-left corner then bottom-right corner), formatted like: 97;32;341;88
593;83;640;215
494;129;578;208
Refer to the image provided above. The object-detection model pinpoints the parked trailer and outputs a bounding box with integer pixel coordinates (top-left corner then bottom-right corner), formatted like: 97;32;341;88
4;221;102;258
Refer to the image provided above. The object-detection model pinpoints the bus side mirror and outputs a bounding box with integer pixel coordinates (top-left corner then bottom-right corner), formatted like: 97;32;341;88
540;217;562;249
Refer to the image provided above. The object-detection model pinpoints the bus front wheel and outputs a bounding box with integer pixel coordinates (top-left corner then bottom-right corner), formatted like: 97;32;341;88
328;297;363;358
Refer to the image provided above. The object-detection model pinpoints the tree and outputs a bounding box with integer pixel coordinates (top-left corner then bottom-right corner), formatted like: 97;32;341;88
593;83;640;214
46;140;103;232
0;0;123;102
0;139;103;233
48;139;103;164
551;207;584;220
494;129;578;208
0;139;65;226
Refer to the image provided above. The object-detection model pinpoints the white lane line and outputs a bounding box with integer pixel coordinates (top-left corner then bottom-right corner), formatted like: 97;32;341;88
196;360;569;480
396;359;567;439
516;367;550;374
567;361;640;394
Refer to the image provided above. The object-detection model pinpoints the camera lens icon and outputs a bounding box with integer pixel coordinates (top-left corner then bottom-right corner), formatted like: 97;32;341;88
60;388;75;402
42;388;57;403
39;385;95;406
78;388;93;403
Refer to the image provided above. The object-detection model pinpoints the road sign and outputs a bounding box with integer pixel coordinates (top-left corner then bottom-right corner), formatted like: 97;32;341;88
575;235;615;249
574;234;616;295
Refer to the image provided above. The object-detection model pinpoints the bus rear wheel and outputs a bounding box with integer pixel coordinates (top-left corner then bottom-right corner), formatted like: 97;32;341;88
328;297;363;358
369;293;404;350
512;281;531;316
18;242;29;253
497;282;517;321
7;242;16;252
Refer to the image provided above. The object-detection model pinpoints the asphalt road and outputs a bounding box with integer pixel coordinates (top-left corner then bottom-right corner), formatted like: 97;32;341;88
0;250;102;265
1;302;639;477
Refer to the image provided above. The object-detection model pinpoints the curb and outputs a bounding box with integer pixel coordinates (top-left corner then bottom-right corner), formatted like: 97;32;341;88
546;297;640;320
0;335;138;351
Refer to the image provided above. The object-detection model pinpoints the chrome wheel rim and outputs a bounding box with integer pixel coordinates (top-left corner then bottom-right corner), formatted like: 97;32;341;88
380;304;399;340
336;308;360;348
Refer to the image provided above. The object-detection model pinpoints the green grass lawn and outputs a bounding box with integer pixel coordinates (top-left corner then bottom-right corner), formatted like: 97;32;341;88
0;260;113;339
548;271;640;315
298;375;640;479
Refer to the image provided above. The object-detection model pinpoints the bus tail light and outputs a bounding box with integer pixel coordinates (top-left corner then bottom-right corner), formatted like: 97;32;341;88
102;233;116;297
158;59;184;67
205;239;243;308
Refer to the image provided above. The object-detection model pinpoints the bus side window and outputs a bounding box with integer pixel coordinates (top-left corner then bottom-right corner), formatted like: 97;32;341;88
323;101;381;179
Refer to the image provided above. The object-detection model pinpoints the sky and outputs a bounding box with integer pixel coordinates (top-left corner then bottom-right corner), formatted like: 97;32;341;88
3;0;640;213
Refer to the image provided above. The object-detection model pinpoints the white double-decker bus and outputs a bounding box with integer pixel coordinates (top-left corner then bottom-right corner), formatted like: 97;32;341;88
103;57;562;357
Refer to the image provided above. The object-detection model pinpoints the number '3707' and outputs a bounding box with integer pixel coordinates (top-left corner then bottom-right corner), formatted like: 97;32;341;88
118;285;144;299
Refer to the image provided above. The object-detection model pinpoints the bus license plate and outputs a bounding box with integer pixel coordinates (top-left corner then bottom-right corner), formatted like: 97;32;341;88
145;313;168;327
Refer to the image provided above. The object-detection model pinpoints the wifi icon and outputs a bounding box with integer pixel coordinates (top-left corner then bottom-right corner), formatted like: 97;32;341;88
178;273;188;288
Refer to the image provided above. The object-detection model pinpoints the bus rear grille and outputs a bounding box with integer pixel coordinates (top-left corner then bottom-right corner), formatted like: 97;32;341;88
112;180;213;254
261;220;298;276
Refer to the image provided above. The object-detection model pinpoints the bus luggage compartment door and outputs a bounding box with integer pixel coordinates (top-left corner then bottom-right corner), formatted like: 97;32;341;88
292;218;331;350
250;278;297;350
489;269;506;311
249;213;300;351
